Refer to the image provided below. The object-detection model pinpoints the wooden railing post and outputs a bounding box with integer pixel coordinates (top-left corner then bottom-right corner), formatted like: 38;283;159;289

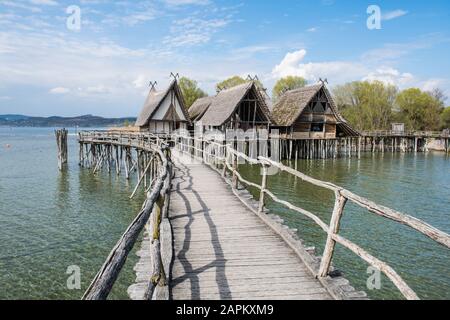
221;145;227;177
232;153;238;189
258;163;268;213
318;190;347;277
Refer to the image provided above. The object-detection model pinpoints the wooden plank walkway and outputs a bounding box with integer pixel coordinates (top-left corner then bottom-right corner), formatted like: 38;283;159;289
168;152;332;300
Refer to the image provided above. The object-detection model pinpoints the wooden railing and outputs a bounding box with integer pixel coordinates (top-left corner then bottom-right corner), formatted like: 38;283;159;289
79;132;173;300
173;134;450;300
362;130;450;138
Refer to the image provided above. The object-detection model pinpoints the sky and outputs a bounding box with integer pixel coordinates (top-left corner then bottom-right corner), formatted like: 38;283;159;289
0;0;449;117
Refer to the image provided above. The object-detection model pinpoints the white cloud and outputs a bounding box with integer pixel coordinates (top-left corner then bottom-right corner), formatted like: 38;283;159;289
382;10;408;21
272;49;367;84
29;0;58;5
271;49;446;93
133;75;149;89
50;87;70;94
272;49;307;78
0;0;42;12
307;27;317;32
164;17;230;47
164;0;209;6
122;8;158;26
85;85;111;95
421;79;449;93
363;67;414;86
0;95;12;100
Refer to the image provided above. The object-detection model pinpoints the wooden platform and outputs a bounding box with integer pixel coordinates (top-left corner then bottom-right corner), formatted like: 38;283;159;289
167;153;332;300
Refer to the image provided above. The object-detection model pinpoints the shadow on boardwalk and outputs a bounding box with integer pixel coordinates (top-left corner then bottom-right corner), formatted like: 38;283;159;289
168;153;331;300
171;161;231;299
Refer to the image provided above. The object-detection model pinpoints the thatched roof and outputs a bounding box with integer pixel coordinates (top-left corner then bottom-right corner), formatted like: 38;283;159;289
135;80;191;127
271;84;323;126
189;96;214;121
194;82;271;127
271;83;359;136
260;88;273;111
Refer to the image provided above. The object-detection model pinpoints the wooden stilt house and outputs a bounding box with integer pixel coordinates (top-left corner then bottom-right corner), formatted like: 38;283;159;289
135;80;191;134
189;81;271;132
271;83;359;139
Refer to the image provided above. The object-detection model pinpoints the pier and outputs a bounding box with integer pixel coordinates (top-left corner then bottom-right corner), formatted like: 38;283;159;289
75;131;450;300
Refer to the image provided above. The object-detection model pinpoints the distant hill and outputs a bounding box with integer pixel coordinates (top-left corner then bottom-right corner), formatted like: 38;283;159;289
0;114;136;127
0;114;30;121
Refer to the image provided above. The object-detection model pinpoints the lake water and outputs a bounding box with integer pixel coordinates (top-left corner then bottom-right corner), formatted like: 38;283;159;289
239;151;450;300
0;127;146;299
0;127;449;300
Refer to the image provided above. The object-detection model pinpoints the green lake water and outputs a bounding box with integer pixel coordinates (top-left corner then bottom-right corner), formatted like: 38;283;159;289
0;127;146;299
0;127;449;299
238;151;450;300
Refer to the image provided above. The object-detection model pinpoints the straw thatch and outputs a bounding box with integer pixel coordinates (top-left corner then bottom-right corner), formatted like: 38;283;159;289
189;96;215;121
135;80;191;127
192;82;271;127
271;83;359;136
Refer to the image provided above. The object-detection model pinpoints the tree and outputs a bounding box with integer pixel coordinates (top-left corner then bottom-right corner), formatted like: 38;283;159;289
178;77;207;108
215;76;264;92
396;88;443;131
440;107;450;129
333;81;397;131
272;76;307;102
428;88;447;106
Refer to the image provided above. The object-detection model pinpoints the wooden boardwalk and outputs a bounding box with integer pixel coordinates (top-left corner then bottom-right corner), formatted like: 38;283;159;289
167;153;332;300
79;132;450;301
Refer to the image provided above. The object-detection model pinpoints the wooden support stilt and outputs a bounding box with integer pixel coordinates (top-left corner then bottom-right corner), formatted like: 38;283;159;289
55;129;68;171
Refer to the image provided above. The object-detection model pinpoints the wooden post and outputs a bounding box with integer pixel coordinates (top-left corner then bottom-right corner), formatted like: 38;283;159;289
232;153;238;189
222;145;227;177
318;191;347;277
55;129;68;171
258;164;268;213
358;137;361;159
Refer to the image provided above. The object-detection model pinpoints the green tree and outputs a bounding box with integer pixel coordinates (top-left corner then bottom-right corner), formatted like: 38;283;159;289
272;76;307;102
123;119;130;127
440;107;450;129
215;76;264;92
178;77;207;108
396;88;443;131
333;81;397;131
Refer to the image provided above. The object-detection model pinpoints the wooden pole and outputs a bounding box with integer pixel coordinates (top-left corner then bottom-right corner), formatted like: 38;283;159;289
318;191;347;277
232;153;238;189
258;164;268;213
55;129;68;171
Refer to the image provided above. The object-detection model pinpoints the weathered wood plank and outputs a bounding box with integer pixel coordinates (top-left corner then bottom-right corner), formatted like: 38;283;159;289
167;155;333;300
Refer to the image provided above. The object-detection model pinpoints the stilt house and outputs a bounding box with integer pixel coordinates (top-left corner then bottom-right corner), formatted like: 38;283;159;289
189;81;271;132
271;83;359;139
135;80;191;134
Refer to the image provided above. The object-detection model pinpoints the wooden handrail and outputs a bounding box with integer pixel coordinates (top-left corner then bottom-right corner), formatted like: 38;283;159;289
362;130;449;138
79;132;173;300
173;133;450;300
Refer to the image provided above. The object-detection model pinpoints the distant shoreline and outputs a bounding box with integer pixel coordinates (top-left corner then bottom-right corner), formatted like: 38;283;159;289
0;114;136;128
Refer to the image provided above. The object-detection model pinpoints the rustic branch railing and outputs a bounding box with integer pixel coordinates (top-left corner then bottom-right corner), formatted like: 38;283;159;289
362;130;449;138
173;134;450;300
78;132;173;300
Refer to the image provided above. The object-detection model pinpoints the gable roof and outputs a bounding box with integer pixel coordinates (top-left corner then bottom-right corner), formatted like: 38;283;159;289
189;96;214;121
271;84;323;126
135;80;192;127
271;83;359;136
194;81;272;127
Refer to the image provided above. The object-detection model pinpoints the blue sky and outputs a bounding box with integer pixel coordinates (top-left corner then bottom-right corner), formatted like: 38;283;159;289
0;0;449;117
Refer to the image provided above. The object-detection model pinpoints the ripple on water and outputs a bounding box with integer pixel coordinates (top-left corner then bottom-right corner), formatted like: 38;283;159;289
0;128;146;299
239;152;450;300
